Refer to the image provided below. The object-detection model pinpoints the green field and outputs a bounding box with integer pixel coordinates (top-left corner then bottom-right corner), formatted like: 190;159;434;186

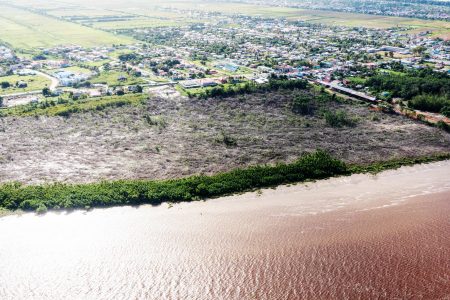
90;71;146;86
156;1;450;38
2;93;146;117
48;66;93;75
1;0;448;49
0;4;133;50
0;74;51;95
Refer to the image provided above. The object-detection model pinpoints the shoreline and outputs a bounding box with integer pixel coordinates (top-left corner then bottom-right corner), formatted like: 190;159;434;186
1;159;449;298
1;152;449;216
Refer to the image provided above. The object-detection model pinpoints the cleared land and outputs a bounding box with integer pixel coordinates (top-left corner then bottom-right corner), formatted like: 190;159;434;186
0;88;448;184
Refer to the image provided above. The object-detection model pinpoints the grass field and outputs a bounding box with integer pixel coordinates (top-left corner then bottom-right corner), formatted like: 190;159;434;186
1;0;448;50
5;0;449;33
0;74;51;95
0;4;133;50
153;1;450;38
47;66;93;75
1;94;146;117
90;71;146;86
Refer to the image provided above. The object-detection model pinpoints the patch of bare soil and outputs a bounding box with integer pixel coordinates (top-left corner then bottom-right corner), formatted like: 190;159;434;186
0;89;449;184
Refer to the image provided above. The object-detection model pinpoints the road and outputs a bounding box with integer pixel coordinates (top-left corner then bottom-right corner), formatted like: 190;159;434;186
33;70;59;90
1;70;59;99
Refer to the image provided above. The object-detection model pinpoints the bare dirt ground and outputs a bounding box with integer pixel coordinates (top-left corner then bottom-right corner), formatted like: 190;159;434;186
0;89;449;184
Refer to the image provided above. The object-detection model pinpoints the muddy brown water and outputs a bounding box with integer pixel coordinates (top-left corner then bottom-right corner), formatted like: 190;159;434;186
0;161;449;299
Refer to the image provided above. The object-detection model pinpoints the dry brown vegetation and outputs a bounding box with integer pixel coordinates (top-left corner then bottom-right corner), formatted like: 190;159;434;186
0;89;449;184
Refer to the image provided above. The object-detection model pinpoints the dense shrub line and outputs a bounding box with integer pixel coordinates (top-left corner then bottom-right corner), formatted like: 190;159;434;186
0;151;347;212
347;153;450;174
1;94;147;117
187;79;309;99
366;69;450;100
408;94;450;116
1;151;449;213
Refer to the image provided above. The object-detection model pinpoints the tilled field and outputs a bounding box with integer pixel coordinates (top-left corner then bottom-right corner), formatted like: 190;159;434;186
0;90;449;184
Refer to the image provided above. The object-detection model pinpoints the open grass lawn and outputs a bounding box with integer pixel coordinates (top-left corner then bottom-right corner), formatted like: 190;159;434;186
0;4;133;50
48;66;93;75
91;19;189;30
346;77;367;85
0;74;51;95
82;60;112;68
90;71;146;87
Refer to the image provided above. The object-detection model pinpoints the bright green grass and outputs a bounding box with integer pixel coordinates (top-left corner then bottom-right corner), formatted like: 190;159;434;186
1;94;147;117
82;60;112;68
92;19;188;30
90;71;146;87
346;77;367;85
0;4;133;50
48;66;93;75
0;75;51;95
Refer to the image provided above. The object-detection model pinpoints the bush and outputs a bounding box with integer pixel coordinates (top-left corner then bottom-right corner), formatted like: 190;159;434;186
440;105;450;118
409;94;450;113
366;69;450;100
0;151;348;212
192;79;309;99
323;110;357;127
292;94;314;115
436;121;450;133
215;131;237;147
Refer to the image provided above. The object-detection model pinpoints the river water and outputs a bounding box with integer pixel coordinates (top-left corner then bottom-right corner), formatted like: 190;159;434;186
1;161;449;299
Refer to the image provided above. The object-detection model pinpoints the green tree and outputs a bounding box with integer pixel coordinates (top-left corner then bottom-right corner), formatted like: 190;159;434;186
42;87;51;97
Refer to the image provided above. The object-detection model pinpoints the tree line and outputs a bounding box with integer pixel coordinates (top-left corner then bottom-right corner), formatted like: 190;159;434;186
187;79;309;99
365;68;450;116
0;151;347;212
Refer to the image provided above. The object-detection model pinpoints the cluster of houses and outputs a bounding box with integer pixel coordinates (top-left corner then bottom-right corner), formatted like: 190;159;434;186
251;0;449;20
0;46;15;61
53;70;92;86
0;7;449;107
119;13;449;86
41;45;113;63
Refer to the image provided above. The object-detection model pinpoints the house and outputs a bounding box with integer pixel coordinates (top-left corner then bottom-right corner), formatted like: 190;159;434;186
55;70;88;86
201;79;218;87
128;85;142;93
180;80;202;89
215;62;239;72
254;78;268;84
16;81;28;88
117;75;128;82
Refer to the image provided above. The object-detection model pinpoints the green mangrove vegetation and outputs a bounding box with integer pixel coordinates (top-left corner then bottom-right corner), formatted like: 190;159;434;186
1;151;449;213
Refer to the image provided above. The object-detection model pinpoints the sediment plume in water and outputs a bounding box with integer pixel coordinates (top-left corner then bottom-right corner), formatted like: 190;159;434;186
0;161;449;299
